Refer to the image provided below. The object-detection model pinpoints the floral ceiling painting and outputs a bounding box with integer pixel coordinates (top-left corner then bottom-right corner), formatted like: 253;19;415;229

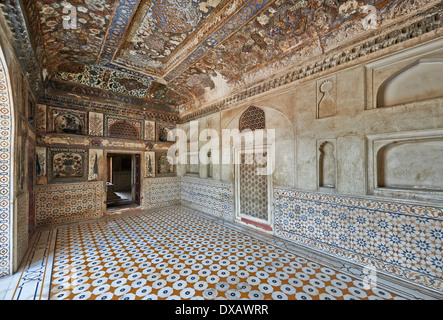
5;0;439;117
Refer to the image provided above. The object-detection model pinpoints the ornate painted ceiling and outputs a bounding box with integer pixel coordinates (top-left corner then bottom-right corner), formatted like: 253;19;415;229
1;0;441;117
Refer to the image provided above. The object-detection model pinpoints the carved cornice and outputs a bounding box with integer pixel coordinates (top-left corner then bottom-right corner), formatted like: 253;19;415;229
40;93;181;124
45;79;180;115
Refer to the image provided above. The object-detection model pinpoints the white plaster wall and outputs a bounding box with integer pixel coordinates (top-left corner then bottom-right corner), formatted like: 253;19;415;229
183;39;443;204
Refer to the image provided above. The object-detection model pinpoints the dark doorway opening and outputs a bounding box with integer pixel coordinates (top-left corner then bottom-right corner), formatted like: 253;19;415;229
106;153;141;209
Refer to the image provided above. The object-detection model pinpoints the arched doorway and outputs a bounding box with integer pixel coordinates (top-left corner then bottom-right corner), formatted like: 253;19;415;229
0;45;15;278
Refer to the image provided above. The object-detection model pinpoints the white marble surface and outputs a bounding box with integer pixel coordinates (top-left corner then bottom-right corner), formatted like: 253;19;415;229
0;228;56;300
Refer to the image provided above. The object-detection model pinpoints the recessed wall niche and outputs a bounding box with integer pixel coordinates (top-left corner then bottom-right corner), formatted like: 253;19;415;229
316;76;337;119
377;59;443;108
367;130;443;202
47;106;87;135
156;152;176;177
317;140;337;191
365;39;443;110
157;122;175;142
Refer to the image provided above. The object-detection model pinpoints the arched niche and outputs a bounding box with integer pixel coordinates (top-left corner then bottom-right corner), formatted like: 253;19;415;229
223;105;295;187
54;113;84;134
377;139;443;191
318;141;336;189
377;58;443;108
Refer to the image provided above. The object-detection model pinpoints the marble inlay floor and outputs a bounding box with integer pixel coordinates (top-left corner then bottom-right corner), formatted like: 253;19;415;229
0;206;440;300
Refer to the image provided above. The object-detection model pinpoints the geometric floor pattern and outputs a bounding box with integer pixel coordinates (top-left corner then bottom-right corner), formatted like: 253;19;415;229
3;206;436;300
48;206;408;300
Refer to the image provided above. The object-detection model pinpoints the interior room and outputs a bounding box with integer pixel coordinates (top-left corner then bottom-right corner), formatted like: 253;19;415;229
0;0;442;302
106;153;135;208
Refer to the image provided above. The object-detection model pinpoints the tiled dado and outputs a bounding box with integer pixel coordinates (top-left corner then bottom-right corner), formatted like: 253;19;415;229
143;177;181;210
273;187;443;293
180;176;234;220
35;182;104;227
143;177;234;220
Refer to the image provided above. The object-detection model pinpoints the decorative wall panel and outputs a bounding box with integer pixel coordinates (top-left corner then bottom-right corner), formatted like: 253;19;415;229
27;94;35;128
317;77;337;119
16;192;29;270
0;47;17;277
35;146;47;185
88;112;104;136
35;181;103;227
274;187;443;293
180;176;234;220
104;115;143;140
144;120;155;141
143;177;180;210
156;122;175;142
35;104;46;133
40;93;180;123
156;152;176;177
47;106;87;135
16;117;28;193
145;151;155;178
88;149;103;181
48;148;88;184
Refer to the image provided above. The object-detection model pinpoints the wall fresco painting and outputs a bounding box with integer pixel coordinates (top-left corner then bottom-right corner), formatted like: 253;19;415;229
47;106;87;135
48;148;88;183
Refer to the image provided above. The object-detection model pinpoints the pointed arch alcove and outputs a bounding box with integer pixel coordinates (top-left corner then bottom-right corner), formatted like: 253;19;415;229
377;58;443;108
239;106;266;132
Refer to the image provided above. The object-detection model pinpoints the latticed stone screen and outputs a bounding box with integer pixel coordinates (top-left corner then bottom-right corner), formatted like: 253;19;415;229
104;115;143;140
109;120;140;139
239;106;265;132
239;152;269;221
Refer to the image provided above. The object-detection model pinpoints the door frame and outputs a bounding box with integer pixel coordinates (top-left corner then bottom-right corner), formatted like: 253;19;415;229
104;150;142;208
234;145;274;232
